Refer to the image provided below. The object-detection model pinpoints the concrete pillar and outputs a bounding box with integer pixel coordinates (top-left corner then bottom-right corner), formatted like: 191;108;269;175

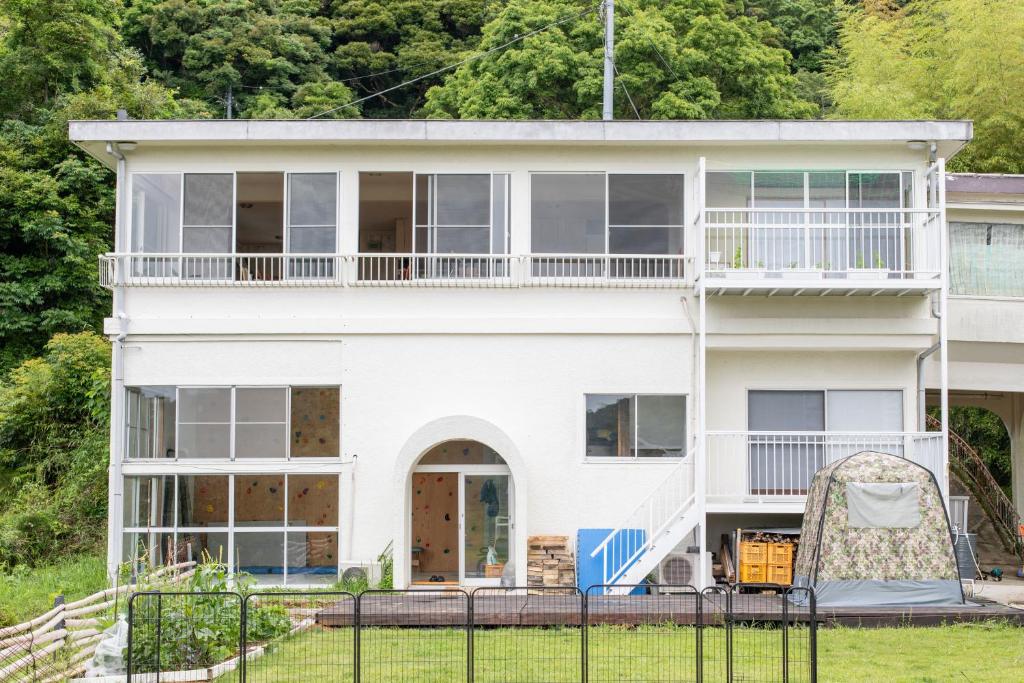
1008;394;1024;518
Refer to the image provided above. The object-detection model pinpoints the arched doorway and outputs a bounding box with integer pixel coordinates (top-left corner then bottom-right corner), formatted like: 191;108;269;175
410;440;513;586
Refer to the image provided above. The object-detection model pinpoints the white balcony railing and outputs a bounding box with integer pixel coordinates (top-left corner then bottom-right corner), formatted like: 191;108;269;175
703;208;942;281
99;253;691;289
706;431;945;502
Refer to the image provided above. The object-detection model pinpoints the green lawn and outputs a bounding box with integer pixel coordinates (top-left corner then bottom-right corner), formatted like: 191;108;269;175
228;621;1024;682
0;552;107;627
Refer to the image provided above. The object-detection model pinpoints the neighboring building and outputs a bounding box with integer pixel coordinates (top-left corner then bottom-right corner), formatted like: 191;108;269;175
71;119;977;590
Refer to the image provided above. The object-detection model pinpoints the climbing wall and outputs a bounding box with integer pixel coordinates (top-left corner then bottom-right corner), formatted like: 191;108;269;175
411;471;459;573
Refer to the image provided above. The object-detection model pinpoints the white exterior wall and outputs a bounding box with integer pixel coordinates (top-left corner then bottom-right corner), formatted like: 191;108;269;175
91;130;958;586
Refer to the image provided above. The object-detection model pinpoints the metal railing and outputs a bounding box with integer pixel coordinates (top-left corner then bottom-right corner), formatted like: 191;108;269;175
706;431;945;501
931;414;1023;560
99;253;691;289
589;457;697;588
127;584;817;683
703;208;942;281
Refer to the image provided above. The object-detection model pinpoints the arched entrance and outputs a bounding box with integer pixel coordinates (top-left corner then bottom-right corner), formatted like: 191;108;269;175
409;441;513;586
392;416;528;588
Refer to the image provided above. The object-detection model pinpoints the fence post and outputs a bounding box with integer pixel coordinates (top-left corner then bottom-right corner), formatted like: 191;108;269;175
353;592;361;683
156;593;163;683
581;590;587;683
782;590;789;683
126;594;134;683
809;589;818;683
240;594;248;683
467;589;474;683
695;589;703;683
726;588;733;683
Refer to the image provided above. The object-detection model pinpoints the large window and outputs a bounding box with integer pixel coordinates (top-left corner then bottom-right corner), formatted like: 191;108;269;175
122;474;339;585
706;171;912;210
586;394;686;458
415;173;509;254
125;386;340;460
747;389;903;495
129;172;339;279
532;173;684;255
949;221;1024;297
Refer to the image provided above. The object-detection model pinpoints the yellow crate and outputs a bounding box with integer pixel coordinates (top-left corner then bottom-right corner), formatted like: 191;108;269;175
767;564;793;586
740;562;767;583
767;542;794;565
740;541;768;565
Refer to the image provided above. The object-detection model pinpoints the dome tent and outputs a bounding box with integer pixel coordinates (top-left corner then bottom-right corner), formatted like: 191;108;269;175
793;451;964;606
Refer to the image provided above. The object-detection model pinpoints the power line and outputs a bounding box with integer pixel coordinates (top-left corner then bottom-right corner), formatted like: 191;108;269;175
616;2;680;80
613;61;641;119
307;4;602;119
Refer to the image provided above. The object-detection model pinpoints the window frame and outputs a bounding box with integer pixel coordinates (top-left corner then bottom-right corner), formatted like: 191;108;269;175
123;385;341;462
529;171;686;256
412;172;511;255
121;472;342;586
745;388;906;433
583;392;689;461
705;170;914;210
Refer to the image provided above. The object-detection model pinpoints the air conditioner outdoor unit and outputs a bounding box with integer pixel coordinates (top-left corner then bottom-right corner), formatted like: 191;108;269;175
657;551;713;591
338;561;383;587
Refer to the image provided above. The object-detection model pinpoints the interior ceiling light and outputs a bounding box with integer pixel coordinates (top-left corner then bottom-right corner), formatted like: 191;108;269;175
906;140;928;151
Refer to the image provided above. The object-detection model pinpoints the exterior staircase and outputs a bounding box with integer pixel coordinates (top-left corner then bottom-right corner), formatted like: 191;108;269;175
928;414;1023;562
589;458;701;594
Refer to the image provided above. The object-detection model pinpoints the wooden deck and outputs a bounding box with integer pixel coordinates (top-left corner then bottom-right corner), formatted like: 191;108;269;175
315;592;1024;628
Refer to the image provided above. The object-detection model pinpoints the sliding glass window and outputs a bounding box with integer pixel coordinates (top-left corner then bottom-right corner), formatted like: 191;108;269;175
122;474;339;585
287;172;338;278
124;386;340;461
585;394;686;458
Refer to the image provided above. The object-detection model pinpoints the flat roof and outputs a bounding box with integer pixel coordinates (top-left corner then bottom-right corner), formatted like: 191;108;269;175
947;173;1024;196
69;118;973;168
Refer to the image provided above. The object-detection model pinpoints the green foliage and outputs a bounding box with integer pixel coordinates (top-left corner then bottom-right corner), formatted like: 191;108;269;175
128;557;292;672
0;333;110;566
0;552;107;627
423;0;818;120
828;0;1024;173
935;406;1013;497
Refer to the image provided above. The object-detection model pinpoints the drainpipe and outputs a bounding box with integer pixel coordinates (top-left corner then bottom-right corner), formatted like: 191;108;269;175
105;142;129;582
680;296;699;455
917;294;942;430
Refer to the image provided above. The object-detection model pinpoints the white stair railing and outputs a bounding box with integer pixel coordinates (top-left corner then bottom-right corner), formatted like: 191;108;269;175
589;457;696;587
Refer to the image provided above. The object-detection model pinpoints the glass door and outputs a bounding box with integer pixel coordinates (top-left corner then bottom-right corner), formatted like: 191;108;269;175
461;473;511;585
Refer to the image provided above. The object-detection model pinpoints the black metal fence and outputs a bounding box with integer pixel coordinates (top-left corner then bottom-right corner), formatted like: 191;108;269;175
127;584;815;682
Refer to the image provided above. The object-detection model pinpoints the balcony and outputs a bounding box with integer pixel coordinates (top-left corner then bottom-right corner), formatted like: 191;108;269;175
705;431;945;508
701;208;942;295
99;253;691;289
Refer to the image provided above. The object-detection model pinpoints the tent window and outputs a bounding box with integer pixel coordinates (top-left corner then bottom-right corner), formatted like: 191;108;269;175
846;482;921;528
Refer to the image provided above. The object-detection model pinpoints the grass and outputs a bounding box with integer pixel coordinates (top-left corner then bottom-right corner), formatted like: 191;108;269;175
0;552;108;627
223;621;1024;682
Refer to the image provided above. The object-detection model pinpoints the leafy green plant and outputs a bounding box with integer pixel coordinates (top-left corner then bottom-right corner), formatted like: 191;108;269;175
732;246;744;269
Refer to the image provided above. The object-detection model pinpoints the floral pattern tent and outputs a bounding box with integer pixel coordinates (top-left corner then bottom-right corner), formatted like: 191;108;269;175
793;451;964;606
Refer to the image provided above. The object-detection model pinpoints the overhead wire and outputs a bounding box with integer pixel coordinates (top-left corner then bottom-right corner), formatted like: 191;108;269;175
307;3;602;119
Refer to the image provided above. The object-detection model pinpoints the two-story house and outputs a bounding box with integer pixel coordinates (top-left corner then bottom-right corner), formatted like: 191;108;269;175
70;119;973;590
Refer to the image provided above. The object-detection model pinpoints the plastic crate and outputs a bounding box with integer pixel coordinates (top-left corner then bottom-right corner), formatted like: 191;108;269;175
767;542;794;565
740;562;767;583
740;541;768;565
767;564;792;585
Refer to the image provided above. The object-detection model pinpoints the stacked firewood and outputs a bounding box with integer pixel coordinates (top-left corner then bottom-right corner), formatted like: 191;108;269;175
526;535;575;591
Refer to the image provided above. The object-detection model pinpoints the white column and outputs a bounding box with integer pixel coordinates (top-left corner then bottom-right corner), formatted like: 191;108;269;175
1009;395;1024;517
938;158;950;499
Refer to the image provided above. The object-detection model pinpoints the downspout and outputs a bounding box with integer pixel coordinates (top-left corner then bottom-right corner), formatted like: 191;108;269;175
106;142;129;582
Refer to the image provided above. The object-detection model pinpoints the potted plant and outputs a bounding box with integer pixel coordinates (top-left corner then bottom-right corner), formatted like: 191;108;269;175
717;246;749;280
848;252;888;280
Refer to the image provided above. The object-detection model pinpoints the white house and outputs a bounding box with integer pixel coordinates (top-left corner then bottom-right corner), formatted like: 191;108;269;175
70;118;989;590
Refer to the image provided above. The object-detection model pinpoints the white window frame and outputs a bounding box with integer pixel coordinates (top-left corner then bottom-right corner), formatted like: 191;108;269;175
412;172;511;255
121;472;343;586
583;392;689;461
123;385;342;462
528;171;686;255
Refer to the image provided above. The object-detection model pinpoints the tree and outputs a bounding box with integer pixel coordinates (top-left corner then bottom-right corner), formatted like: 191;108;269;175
124;0;337;118
0;0;207;373
422;0;817;120
828;0;1024;173
330;0;495;118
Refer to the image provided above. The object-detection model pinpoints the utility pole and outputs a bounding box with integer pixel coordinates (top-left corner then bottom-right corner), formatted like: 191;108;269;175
226;86;233;120
602;0;614;121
